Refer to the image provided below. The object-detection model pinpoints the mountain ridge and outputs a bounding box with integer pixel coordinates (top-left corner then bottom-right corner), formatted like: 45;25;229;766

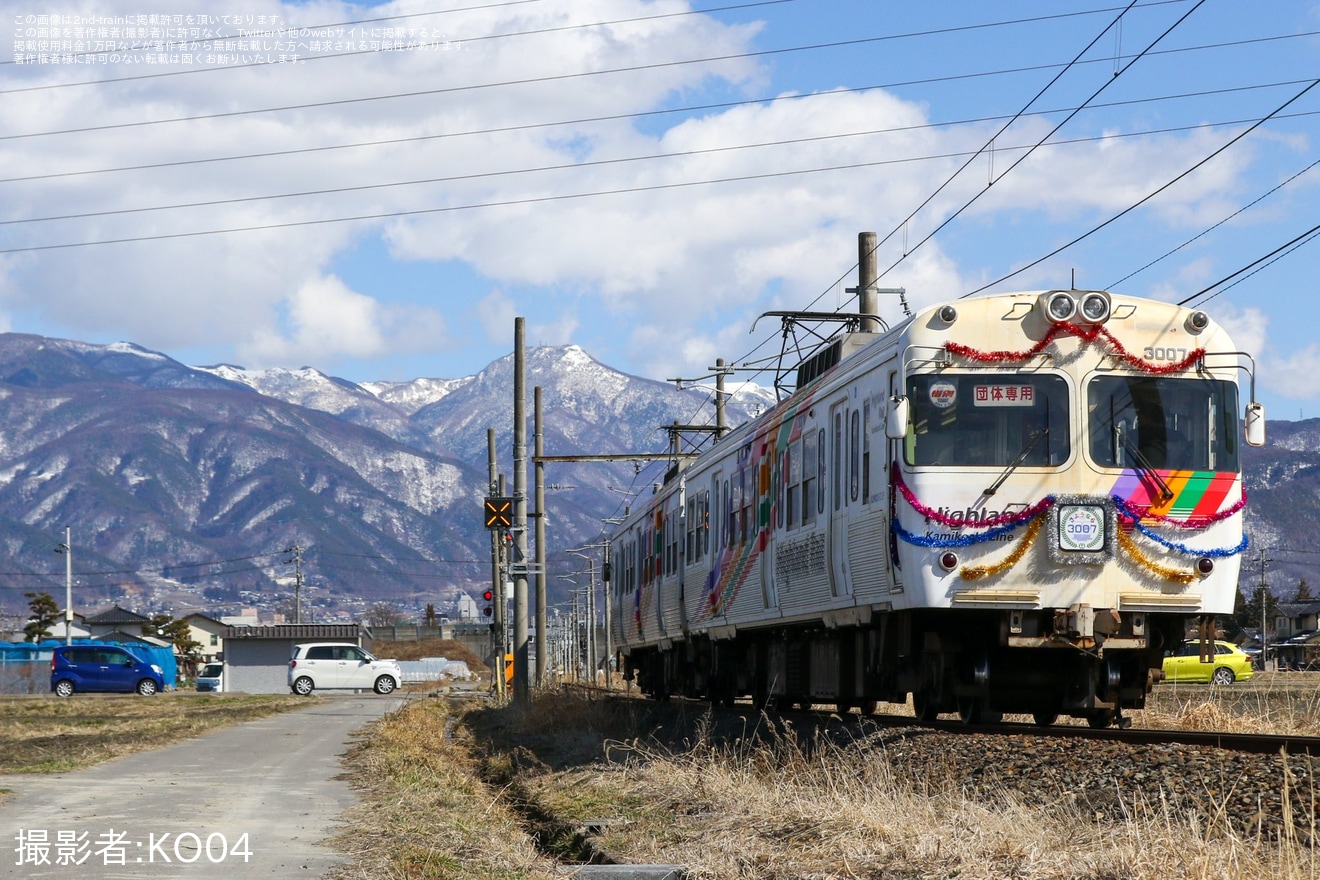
0;332;1310;625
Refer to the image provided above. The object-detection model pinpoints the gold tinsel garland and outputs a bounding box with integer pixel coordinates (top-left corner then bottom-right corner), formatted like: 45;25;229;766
960;515;1045;581
1115;525;1196;585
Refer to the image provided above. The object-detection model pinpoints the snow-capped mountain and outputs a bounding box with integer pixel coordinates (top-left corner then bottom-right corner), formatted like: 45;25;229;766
0;331;1308;622
0;335;765;619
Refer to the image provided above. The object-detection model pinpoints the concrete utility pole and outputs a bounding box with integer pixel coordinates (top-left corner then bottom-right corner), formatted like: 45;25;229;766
857;231;881;334
602;540;613;687
534;386;547;688
284;544;305;623
54;528;71;645
714;357;728;438
513;317;530;703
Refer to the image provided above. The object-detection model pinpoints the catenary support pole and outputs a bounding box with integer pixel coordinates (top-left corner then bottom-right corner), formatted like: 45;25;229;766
488;429;505;698
513;317;530;703
535;386;547;688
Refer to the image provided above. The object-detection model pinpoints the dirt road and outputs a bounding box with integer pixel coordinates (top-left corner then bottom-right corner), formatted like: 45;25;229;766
0;693;406;879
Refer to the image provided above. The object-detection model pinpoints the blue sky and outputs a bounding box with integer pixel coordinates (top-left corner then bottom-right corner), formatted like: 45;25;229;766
2;0;1318;421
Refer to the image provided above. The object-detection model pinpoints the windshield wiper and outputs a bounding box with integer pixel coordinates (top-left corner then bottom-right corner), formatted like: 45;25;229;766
1115;425;1174;503
983;427;1048;497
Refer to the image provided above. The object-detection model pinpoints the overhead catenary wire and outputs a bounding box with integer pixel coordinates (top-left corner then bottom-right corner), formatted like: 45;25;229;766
728;0;1168;381
1180;220;1320;308
966;75;1320;297
1109;154;1320;290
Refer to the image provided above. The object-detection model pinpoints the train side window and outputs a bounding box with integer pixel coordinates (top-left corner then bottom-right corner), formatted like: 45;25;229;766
702;490;710;557
740;459;752;545
785;443;800;529
833;411;843;510
776;451;786;530
817;428;826;515
670;505;679;574
685;497;694;565
862;400;871;503
802;430;818;525
850;409;861;503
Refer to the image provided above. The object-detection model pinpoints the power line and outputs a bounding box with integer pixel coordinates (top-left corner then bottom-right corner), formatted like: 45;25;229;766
5;73;1305;188
730;0;1169;380
13;108;1320;230
8;18;1310;144
14;104;1320;255
1110;154;1320;290
1180;220;1320;307
2;2;804;83
966;76;1320;296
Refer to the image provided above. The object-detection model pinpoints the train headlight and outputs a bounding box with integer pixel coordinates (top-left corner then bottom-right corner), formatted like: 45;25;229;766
938;551;959;572
1185;311;1210;334
938;305;958;325
1079;291;1111;323
1043;291;1076;323
1196;557;1214;576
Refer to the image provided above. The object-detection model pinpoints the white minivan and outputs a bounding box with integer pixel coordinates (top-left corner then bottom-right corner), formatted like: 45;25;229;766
288;643;401;695
196;662;224;692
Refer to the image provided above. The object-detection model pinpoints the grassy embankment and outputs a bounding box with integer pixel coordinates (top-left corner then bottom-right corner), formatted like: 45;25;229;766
329;673;1320;880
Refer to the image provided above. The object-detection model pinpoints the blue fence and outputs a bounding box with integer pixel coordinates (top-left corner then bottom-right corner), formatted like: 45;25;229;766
0;639;178;694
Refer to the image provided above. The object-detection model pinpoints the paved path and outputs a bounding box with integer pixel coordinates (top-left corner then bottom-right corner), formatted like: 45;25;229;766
0;693;408;879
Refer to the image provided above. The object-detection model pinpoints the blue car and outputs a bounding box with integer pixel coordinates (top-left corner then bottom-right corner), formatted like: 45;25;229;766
50;645;165;697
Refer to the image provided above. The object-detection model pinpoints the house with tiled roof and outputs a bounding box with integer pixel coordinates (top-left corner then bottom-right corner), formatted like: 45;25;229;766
81;605;152;639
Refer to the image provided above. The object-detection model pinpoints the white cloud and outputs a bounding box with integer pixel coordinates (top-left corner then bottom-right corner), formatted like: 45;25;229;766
238;274;446;368
0;0;1312;416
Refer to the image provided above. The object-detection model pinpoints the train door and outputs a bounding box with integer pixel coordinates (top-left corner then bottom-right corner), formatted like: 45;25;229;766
885;367;904;592
708;468;724;620
828;398;854;598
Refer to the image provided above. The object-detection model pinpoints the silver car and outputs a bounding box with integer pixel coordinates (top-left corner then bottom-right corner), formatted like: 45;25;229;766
288;643;401;695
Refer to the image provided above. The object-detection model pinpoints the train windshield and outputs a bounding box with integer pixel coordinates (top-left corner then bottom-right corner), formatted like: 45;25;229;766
1087;375;1239;473
905;374;1070;467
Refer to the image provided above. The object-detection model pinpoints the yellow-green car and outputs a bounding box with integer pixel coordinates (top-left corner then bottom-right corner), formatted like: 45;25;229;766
1162;640;1255;685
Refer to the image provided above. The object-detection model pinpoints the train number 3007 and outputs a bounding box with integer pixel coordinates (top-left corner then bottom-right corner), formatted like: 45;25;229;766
1143;346;1188;362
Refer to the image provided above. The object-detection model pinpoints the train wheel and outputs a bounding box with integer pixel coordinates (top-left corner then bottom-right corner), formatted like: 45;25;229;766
957;697;1002;725
1032;712;1059;728
1087;710;1115;729
912;690;938;722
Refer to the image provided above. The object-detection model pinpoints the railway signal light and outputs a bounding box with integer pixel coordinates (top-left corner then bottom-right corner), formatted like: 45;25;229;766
482;589;494;618
483;496;513;529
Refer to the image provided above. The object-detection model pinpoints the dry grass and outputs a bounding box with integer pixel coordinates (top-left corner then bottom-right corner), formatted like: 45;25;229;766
332;680;1320;880
1139;672;1320;735
0;692;307;773
331;697;559;880
370;638;489;670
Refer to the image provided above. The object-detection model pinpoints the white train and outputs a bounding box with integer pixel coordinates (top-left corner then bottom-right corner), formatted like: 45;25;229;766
606;287;1263;727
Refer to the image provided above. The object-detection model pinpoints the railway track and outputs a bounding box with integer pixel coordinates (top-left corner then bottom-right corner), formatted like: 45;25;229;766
918;715;1320;755
572;684;1320;757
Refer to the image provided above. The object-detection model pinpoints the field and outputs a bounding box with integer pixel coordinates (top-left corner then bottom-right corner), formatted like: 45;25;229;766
4;669;1317;878
329;673;1320;880
0;692;307;774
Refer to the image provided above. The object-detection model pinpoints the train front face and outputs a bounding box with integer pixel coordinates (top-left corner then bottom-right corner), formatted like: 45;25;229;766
894;290;1250;721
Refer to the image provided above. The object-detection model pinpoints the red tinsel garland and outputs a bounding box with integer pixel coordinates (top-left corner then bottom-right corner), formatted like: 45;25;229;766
945;321;1204;375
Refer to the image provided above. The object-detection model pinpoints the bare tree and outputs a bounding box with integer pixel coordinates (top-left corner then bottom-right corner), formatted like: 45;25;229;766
365;603;401;628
